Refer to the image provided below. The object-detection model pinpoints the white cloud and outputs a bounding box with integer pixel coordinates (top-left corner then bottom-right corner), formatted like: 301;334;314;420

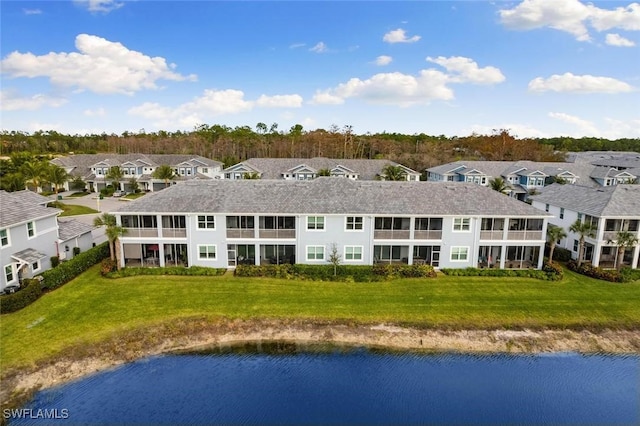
309;42;328;53
289;43;306;49
603;117;640;138
499;0;640;41
74;0;124;13
383;28;421;44
528;72;634;93
23;9;42;15
426;56;506;84
548;112;600;136
0;90;67;111
374;55;393;66
605;33;636;46
1;34;197;95
84;107;107;117
128;89;303;127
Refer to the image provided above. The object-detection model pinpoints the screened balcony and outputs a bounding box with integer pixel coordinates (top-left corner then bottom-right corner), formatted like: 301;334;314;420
507;218;544;240
161;215;187;238
602;219;639;242
121;215;159;238
480;218;505;240
226;216;256;238
414;218;443;240
258;216;296;239
374;217;410;240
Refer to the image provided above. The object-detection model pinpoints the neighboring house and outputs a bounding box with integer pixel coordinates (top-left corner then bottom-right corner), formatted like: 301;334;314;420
426;155;639;201
222;158;421;181
0;191;60;291
112;179;550;271
530;184;640;269
57;218;95;260
50;154;224;193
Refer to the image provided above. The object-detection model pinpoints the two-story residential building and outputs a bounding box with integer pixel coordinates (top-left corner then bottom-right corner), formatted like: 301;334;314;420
112;179;550;271
222;158;421;181
530;184;640;269
51;154;224;193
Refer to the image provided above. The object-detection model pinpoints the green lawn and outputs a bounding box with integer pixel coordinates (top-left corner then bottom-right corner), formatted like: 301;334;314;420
123;192;145;200
1;266;639;370
48;201;99;216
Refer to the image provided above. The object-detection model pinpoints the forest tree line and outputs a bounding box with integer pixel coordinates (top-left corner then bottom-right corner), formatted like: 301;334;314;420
1;124;639;172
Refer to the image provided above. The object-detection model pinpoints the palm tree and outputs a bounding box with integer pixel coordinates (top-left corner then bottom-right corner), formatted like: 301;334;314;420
48;165;70;194
152;164;175;188
569;219;597;267
105;166;124;191
21;161;49;193
317;168;331;177
93;213;127;268
489;177;509;194
1;172;26;192
243;172;261;180
546;224;567;263
379;165;407;181
607;231;639;271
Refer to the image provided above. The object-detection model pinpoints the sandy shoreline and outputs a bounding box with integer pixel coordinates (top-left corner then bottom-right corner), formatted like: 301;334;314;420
2;318;639;408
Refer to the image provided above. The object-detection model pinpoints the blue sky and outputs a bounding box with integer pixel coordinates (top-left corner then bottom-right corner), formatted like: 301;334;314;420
1;0;639;138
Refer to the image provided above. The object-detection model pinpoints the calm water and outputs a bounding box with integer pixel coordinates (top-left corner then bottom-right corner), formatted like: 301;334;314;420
12;343;640;425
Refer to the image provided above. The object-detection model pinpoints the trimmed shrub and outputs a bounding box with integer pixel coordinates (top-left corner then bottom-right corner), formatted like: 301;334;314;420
73;247;81;256
552;246;572;262
50;256;60;268
105;266;227;278
566;260;622;282
441;265;561;281
542;261;564;281
101;259;117;275
0;279;43;314
620;267;640;283
41;242;110;290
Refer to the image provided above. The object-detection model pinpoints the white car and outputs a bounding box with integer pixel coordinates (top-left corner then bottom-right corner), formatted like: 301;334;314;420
113;190;126;197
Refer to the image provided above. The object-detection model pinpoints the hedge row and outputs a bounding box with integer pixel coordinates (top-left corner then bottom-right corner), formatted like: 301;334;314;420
620;267;640;283
441;262;562;281
566;261;622;282
106;266;227;278
0;279;43;314
41;242;110;290
234;264;437;282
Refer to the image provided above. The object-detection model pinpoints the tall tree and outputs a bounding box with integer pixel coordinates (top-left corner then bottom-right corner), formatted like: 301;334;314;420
379;165;407;181
93;213;127;268
569;219;597;267
489;177;509;194
21;161;49;193
105;166;124;190
152;164;175;188
48;165;70;194
546;224;567;263
607;231;639;271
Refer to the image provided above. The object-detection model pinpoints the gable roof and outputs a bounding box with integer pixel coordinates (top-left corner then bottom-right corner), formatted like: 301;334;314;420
114;178;549;217
531;184;640;218
57;218;95;241
0;191;60;228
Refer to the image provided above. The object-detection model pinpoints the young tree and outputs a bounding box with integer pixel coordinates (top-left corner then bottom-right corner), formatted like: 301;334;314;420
93;213;127;268
327;243;341;276
546;224;567;263
569;219;597;267
152;164;175;188
489;177;509;194
106;166;124;191
607;231;639;271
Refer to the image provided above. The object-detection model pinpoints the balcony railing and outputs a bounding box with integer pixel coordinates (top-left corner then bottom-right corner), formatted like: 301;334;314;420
123;228;159;238
507;230;543;240
374;230;411;240
413;230;442;240
161;228;187;238
480;230;504;240
227;229;256;238
258;229;296;239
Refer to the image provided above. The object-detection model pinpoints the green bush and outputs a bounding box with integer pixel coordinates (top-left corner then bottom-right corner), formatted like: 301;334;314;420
41;242;110;290
234;264;436;282
73;247;81;256
106;266;227;278
50;256;60;268
441;265;561;281
101;259;117;275
547;245;572;262
620;267;640;283
566;261;622;282
0;279;43;314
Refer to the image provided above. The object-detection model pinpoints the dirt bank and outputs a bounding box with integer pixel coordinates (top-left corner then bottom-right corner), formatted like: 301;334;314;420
2;318;639;408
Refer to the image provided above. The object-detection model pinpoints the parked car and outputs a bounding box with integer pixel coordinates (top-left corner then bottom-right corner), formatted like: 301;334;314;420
1;283;21;295
113;190;126;197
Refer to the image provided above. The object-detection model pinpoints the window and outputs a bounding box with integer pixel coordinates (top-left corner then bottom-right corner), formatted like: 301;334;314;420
480;218;504;231
198;245;217;259
573;240;579;252
451;247;469;261
27;222;35;238
344;246;363;261
577;213;583;221
202;167;208;174
374;217;410;230
453;218;471;232
307;246;325;261
226;216;254;229
307;216;325;230
560;208;564;219
4;264;14;283
346;216;363;231
0;229;8;247
545;204;549;212
32;260;40;272
415;218;443;230
198;215;215;229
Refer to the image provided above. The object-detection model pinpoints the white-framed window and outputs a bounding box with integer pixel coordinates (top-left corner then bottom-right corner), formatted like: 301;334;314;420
27;222;35;238
545;204;549;212
450;247;469;261
573;240;579;252
306;245;325;261
96;169;103;175
4;264;15;283
198;245;217;260
202;167;208;174
344;246;363;261
453;218;471;232
32;260;40;272
345;216;363;231
307;216;325;231
198;215;215;229
560;208;564;219
0;229;9;247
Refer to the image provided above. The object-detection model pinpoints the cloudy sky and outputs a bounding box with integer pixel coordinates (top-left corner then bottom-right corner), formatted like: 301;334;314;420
1;0;639;138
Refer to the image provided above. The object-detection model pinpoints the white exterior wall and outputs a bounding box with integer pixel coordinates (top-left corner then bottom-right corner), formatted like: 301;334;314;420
58;232;94;261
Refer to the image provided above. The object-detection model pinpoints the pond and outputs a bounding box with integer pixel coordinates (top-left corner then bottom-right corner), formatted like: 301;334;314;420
10;343;639;425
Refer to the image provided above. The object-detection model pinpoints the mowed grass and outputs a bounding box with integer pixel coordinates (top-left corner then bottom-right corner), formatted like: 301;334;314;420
50;201;99;216
1;265;639;370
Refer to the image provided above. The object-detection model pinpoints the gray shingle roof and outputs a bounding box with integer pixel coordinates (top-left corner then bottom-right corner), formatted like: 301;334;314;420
57;219;95;241
114;178;549;217
0;191;61;228
531;184;640;217
11;248;47;263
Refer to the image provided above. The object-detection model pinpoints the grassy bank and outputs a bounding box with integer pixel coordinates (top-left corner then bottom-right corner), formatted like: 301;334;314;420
48;201;99;216
1;265;639;371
